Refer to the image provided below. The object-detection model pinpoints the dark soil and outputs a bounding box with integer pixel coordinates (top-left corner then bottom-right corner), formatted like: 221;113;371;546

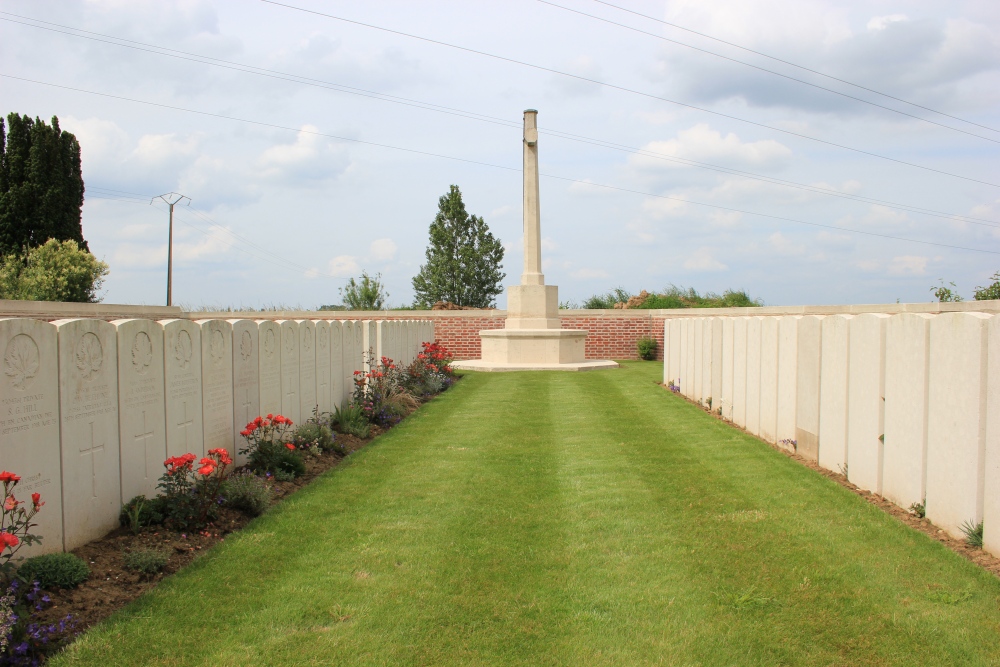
662;382;1000;579
33;429;379;637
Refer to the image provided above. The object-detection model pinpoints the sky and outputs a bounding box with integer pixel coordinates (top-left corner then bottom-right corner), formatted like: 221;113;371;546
1;0;998;308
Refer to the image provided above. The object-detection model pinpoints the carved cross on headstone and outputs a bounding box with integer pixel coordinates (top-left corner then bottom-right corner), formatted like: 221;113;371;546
81;421;105;498
134;410;155;479
240;387;253;428
177;401;194;449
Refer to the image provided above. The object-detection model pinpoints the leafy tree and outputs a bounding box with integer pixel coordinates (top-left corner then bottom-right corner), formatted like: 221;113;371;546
974;271;1000;301
0;114;86;256
0;238;108;302
339;271;389;310
412;185;505;308
930;279;963;303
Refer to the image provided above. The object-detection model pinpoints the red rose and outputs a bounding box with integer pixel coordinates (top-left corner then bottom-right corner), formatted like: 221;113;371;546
31;492;41;507
0;533;19;549
0;471;20;484
285;443;296;450
197;465;215;476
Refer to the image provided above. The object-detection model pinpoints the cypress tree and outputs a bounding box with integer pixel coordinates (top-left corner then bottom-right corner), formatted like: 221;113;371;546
412;185;505;308
0;114;86;256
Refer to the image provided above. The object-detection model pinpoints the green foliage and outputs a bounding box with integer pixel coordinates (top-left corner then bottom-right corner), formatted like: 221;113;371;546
332;403;371;439
961;520;983;547
123;548;169;576
248;441;306;479
909;502;926;519
0;114;86;256
636;337;657;361
221;472;273;517
973;271;1000;301
581;285;762;309
339;271;389;310
0;238;108;302
582;287;632;309
293;421;342;456
17;553;89;589
119;495;165;533
931;279;963;302
412;185;505;308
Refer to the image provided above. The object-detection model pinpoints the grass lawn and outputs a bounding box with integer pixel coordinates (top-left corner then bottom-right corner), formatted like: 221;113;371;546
53;362;1000;666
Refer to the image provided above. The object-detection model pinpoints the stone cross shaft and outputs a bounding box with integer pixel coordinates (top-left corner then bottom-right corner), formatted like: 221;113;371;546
522;109;544;286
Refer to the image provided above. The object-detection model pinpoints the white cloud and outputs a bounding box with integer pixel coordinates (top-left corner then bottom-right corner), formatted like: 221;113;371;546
867;15;909;32
630;124;792;171
328;255;360;277
256;126;350;185
683;248;728;272
769;232;806;256
369;238;397;261
887;255;928;275
570;268;609;279
548;55;603;97
541;237;558;252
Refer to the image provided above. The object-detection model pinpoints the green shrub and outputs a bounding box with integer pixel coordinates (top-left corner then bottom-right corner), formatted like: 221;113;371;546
974;271;1000;301
17;553;90;589
248;440;306;479
909;502;926;518
123;548;169;575
222;471;273;517
333;403;371;439
636;337;657;360
961;520;984;547
119;495;165;533
293;422;342;455
0;238;109;302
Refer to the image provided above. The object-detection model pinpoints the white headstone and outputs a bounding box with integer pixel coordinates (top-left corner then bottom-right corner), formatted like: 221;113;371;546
408;320;418;366
701;318;713;407
745;316;763;437
297;320;317;421
925;312;991;539
732;317;748;427
353;320;365;377
795;315;824;462
161;319;204;458
983;315;1000;555
315;320;332;415
0;318;63;556
113;319;166;502
678;318;689;396
693;318;704;403
341;321;357;403
710;318;723;415
53;318;121;550
361;320;377;372
846;313;889;494
230;320;259;467
668;319;682;387
720;318;735;421
759;317;779;444
278;320;300;424
330;320;345;408
197;320;234;460
818;315;853;473
257;320;281;417
776;316;799;445
882;313;932;511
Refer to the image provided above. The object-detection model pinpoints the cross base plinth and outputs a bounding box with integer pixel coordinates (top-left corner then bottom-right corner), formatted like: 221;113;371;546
451;329;618;372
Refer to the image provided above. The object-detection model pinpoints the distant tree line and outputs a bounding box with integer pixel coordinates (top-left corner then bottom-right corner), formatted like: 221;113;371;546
572;286;763;310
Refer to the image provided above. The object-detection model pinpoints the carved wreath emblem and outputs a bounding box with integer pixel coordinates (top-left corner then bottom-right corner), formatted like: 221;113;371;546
131;331;153;375
240;330;253;362
318;326;327;349
284;327;295;353
209;328;225;365
3;334;39;391
174;329;193;369
75;332;103;380
263;328;276;359
302;328;313;354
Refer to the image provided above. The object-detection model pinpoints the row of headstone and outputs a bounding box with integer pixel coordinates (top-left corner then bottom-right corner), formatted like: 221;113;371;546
0;317;433;554
664;312;1000;553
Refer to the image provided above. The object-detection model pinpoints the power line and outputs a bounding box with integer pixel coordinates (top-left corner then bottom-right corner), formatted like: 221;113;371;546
258;0;1000;189
537;0;999;145
5;14;997;226
589;0;1000;135
13;75;996;256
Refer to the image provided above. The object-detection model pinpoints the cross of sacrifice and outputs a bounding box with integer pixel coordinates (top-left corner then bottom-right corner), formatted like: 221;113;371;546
81;421;105;498
134;410;155;479
176;401;194;450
